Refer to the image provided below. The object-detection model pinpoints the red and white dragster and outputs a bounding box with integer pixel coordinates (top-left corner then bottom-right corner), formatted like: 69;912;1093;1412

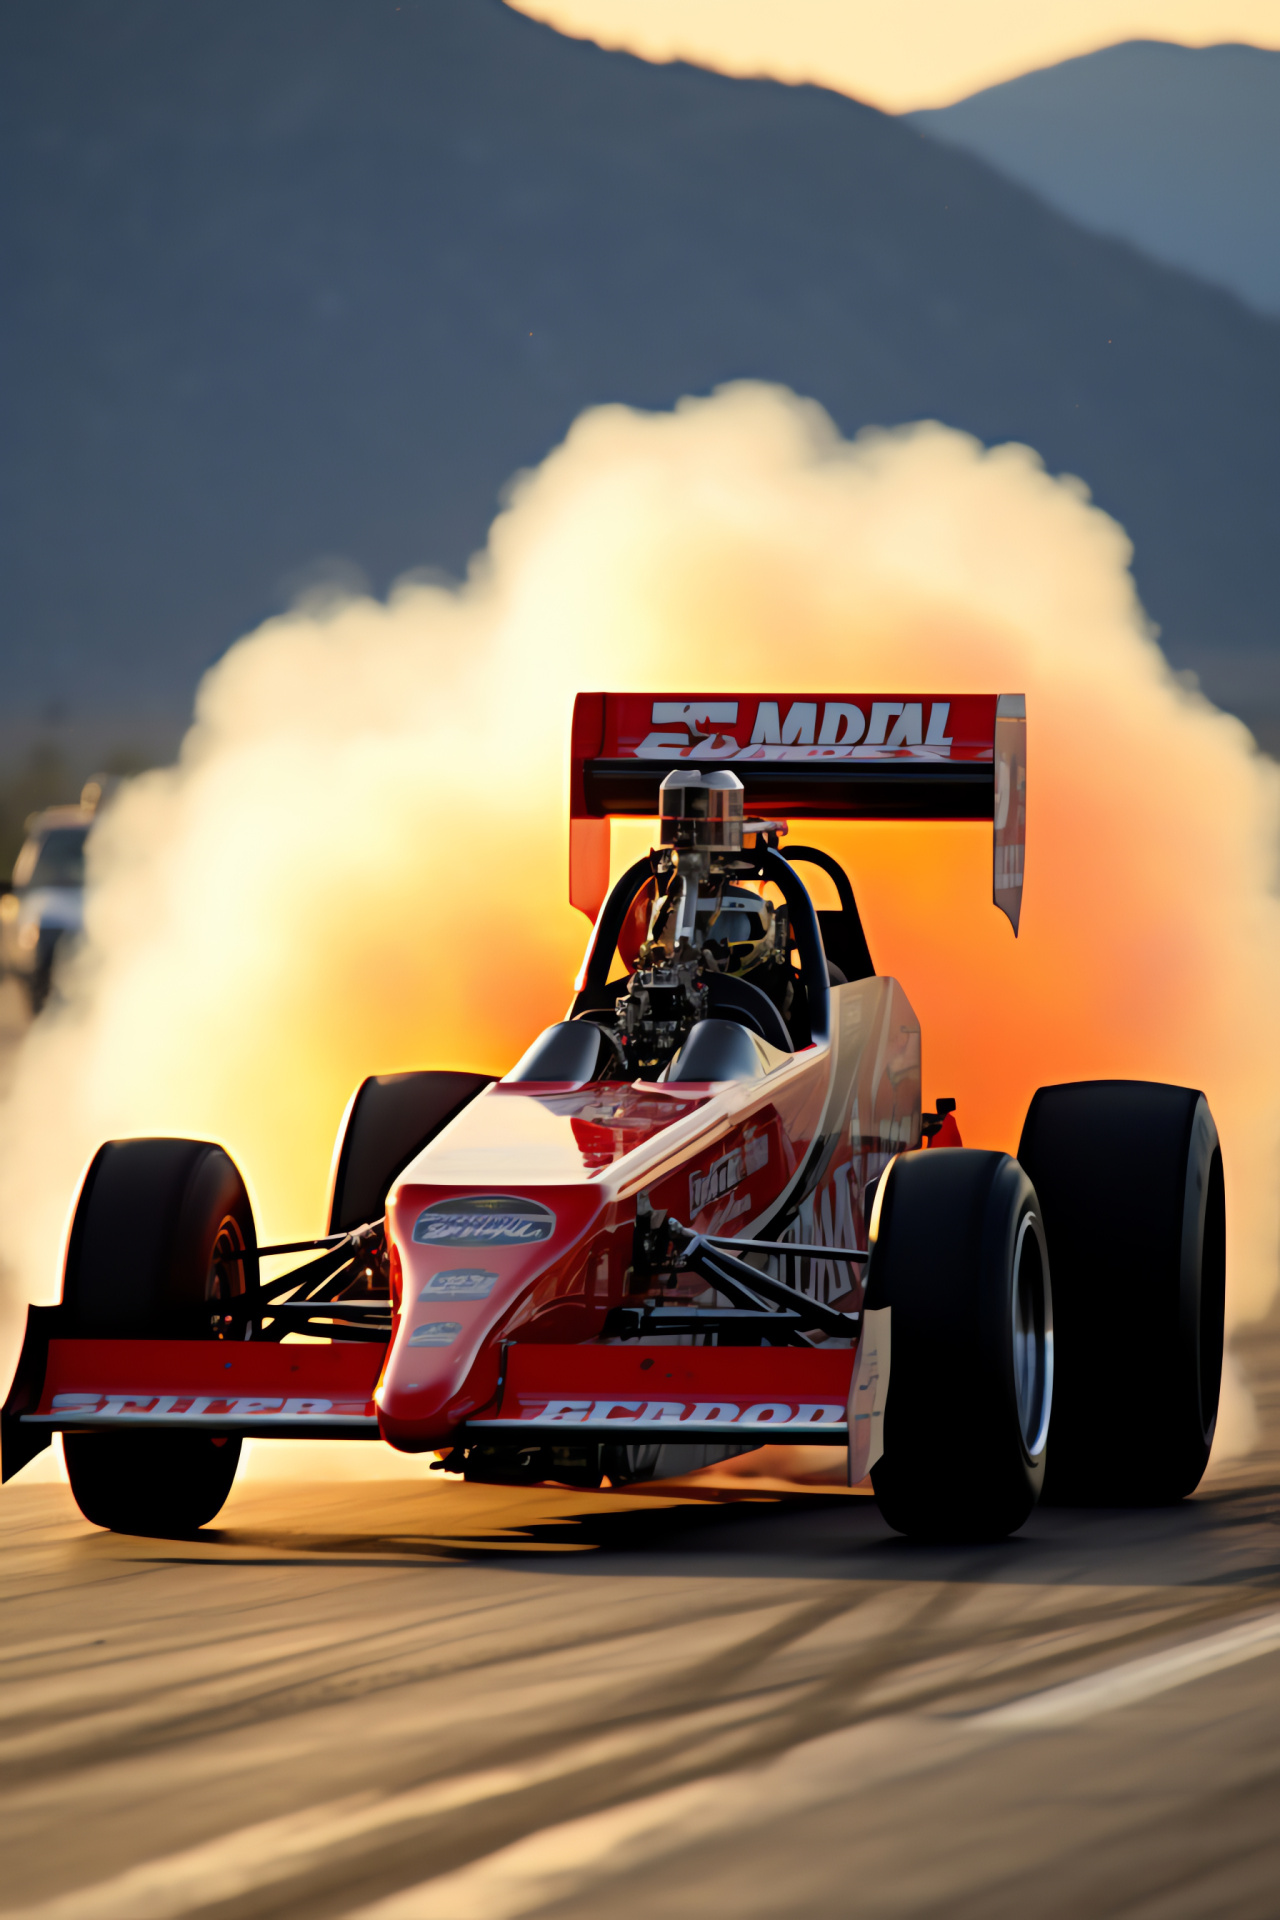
3;693;1226;1539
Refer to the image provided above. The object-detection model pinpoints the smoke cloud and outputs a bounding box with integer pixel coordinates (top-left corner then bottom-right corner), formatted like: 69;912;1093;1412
2;383;1276;1463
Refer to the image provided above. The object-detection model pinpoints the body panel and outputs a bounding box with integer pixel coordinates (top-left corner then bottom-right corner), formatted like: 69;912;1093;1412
5;977;919;1468
375;974;919;1453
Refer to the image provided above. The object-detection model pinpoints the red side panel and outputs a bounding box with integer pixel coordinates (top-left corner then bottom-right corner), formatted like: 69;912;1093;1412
25;1339;384;1436
570;693;611;921
569;819;611;923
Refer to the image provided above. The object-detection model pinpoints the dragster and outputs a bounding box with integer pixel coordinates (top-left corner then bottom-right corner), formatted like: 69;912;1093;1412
2;692;1226;1538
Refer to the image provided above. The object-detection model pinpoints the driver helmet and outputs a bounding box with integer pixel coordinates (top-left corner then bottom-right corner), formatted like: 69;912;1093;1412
696;883;779;976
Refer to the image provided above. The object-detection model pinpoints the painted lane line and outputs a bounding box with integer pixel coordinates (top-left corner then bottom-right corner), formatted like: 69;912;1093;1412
968;1608;1280;1732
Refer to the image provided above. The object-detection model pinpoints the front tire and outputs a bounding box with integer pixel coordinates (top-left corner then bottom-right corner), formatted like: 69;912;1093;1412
1018;1081;1225;1504
61;1137;255;1535
63;1429;241;1533
868;1150;1052;1541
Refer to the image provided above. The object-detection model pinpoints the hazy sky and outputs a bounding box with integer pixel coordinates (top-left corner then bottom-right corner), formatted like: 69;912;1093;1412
510;0;1280;110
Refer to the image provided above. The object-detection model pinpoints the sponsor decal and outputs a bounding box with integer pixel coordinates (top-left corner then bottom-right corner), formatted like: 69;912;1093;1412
522;1399;846;1429
419;1269;498;1301
635;701;742;759
636;699;955;762
44;1392;371;1421
407;1321;463;1348
744;1130;770;1176
775;1167;865;1306
412;1194;555;1248
994;843;1024;889
690;1147;744;1215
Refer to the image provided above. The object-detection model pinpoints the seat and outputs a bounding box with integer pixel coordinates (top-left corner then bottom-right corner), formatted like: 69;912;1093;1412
705;970;793;1053
503;1020;624;1083
666;1019;770;1083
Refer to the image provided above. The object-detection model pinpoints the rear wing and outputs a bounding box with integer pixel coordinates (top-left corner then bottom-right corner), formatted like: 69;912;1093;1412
569;692;1026;933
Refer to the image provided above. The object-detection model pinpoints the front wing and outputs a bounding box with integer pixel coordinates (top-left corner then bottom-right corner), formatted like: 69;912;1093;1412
470;1343;853;1443
4;1310;889;1476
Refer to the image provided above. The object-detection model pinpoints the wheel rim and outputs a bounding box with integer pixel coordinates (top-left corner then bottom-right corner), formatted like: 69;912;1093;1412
1198;1148;1226;1437
206;1215;246;1338
1012;1212;1053;1458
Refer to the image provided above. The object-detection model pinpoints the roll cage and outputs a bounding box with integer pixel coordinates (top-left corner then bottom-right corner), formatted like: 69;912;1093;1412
570;838;871;1058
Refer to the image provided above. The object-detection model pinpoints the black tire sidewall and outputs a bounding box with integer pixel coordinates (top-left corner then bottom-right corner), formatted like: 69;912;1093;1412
979;1157;1053;1482
62;1429;242;1535
60;1137;255;1533
1019;1081;1224;1504
868;1149;1050;1540
64;1138;255;1337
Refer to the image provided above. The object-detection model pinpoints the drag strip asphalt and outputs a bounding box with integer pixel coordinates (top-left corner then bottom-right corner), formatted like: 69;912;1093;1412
3;1320;1280;1920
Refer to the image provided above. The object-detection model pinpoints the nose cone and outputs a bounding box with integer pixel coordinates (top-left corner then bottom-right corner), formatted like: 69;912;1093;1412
375;1309;499;1452
375;1184;607;1451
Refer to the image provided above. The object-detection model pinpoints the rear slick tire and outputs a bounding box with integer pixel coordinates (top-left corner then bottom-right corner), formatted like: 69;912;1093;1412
1018;1080;1225;1505
60;1137;255;1536
868;1150;1052;1542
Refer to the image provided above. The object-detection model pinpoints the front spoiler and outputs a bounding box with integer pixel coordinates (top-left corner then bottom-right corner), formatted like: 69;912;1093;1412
467;1342;855;1444
1;1311;384;1478
3;1310;863;1478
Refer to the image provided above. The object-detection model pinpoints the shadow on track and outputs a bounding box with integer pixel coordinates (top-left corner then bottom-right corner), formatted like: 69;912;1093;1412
73;1467;1280;1598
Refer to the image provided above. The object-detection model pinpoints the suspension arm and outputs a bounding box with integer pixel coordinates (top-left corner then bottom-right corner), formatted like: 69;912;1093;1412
225;1219;390;1338
704;1234;868;1263
665;1219;860;1341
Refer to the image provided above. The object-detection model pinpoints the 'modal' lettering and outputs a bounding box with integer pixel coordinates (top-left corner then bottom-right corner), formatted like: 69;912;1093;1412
750;700;818;747
634;699;957;760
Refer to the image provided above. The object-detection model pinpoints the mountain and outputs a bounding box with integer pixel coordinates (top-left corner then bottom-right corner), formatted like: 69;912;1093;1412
908;41;1280;318
3;1;1280;762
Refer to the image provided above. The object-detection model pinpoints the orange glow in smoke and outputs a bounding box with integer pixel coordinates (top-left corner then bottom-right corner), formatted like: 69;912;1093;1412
0;385;1275;1466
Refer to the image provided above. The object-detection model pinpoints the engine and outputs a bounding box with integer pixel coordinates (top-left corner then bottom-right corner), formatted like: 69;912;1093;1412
609;769;791;1079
